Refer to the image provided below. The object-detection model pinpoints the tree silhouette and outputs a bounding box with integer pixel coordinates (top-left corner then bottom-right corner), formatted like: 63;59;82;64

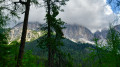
107;25;120;67
13;0;39;67
38;0;69;67
13;0;31;67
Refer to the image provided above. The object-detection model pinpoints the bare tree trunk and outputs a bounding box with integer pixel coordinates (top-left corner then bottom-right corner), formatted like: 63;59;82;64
16;0;30;67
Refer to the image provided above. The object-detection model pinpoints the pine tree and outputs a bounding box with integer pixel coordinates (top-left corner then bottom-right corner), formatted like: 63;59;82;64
107;25;120;67
38;0;69;67
0;1;18;66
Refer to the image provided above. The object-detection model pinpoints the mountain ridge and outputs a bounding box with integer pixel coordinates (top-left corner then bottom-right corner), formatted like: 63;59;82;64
9;22;95;44
10;22;120;44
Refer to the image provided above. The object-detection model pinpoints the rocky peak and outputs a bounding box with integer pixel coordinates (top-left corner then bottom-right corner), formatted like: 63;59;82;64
9;22;95;44
63;24;94;43
9;22;42;42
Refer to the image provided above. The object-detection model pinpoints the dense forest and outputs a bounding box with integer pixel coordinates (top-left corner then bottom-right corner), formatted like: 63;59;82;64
1;0;120;67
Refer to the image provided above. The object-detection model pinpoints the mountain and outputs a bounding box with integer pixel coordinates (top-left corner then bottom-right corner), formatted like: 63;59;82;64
12;22;41;31
9;22;43;42
94;25;120;45
9;22;111;66
114;24;120;32
63;24;94;44
94;25;120;39
8;22;120;66
94;29;108;39
11;22;120;44
9;22;94;44
25;36;96;67
25;37;95;56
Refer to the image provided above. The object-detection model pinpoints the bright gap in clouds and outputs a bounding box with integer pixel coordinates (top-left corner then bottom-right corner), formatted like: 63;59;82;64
104;5;113;15
11;0;117;33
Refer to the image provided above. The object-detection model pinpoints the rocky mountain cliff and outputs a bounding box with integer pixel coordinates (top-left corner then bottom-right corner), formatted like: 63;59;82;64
11;22;120;44
9;22;43;42
94;29;108;39
94;25;120;45
9;22;95;44
94;25;120;39
63;24;94;44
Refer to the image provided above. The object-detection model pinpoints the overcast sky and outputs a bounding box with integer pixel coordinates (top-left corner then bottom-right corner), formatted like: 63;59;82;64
11;0;120;33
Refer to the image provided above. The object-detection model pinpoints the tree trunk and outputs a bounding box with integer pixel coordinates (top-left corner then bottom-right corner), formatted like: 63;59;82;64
46;0;54;67
16;0;30;67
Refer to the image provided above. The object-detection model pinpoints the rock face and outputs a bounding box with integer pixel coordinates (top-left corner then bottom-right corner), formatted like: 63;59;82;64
9;22;95;43
12;22;41;31
63;24;94;43
94;29;108;39
9;22;97;44
94;24;120;40
9;22;42;42
114;25;120;32
93;25;120;45
94;29;108;45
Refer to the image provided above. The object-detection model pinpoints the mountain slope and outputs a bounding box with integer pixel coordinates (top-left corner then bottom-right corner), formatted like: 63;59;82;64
9;22;43;42
25;37;96;67
94;25;120;44
63;24;94;43
9;22;95;44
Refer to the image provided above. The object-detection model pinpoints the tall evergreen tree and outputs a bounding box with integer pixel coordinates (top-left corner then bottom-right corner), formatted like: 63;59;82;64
38;0;69;67
0;1;19;66
107;25;120;67
0;0;19;44
93;38;102;67
0;1;11;44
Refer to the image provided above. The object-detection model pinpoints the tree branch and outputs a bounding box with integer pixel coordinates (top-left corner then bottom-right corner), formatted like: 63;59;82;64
14;0;27;5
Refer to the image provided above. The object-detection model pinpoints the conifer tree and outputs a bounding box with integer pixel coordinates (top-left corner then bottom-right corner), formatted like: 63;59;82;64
107;25;120;67
38;0;69;67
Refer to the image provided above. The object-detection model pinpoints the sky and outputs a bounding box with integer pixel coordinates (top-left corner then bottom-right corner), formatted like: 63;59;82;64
106;0;120;14
10;0;120;33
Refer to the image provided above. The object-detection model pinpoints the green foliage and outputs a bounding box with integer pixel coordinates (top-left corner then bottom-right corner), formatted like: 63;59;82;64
38;0;73;66
0;41;19;67
0;0;20;21
0;41;46;67
0;11;9;27
32;35;95;67
86;25;120;67
106;25;120;67
31;0;39;6
0;0;20;45
0;28;8;44
22;50;45;67
107;25;120;51
0;3;9;44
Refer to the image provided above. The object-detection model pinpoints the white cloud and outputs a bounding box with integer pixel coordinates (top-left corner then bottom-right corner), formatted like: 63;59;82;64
57;0;115;32
13;0;118;33
103;0;106;4
104;5;113;15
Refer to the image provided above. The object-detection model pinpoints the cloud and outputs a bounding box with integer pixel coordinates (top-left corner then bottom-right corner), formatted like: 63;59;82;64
58;0;117;32
13;0;118;33
104;5;113;15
